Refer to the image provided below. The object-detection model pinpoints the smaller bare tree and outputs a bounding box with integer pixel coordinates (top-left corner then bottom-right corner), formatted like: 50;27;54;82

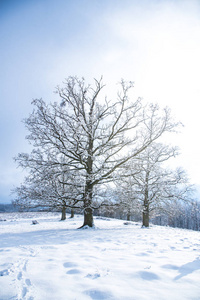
12;157;83;220
117;142;193;227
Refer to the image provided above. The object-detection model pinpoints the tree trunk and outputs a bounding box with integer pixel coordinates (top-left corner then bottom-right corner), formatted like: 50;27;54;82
82;207;94;227
142;209;149;227
127;210;131;221
142;198;150;227
79;181;94;228
61;206;66;220
79;112;94;228
142;170;150;227
70;208;74;218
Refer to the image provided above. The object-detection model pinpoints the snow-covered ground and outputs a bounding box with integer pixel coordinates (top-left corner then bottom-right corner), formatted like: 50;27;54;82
0;212;200;300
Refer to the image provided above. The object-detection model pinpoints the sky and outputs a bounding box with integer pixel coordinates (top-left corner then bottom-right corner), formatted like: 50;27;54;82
1;0;200;204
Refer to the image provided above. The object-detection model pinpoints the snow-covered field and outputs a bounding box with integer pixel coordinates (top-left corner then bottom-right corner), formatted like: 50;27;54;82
0;212;200;300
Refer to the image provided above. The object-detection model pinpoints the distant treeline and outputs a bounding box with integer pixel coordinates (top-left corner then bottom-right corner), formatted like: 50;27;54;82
1;202;200;232
0;204;17;212
0;204;59;213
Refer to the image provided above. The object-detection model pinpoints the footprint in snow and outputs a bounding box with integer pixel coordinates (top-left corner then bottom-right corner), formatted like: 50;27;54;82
23;261;27;271
138;271;160;281
84;289;113;300
17;271;22;280
66;269;81;275
63;262;77;268
86;273;100;279
162;264;179;270
22;286;27;297
25;278;32;286
0;269;9;276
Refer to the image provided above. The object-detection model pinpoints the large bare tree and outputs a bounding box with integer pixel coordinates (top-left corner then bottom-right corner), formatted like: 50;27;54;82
15;77;179;227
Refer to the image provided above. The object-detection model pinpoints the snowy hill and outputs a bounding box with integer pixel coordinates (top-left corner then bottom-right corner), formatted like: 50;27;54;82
0;212;200;300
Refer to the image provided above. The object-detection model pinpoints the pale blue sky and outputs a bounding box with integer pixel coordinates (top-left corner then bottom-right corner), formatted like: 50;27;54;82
1;0;200;203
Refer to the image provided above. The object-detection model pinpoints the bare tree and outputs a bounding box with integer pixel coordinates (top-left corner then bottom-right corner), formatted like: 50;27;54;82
114;173;141;221
12;161;83;220
15;77;180;228
165;199;200;230
118;142;193;227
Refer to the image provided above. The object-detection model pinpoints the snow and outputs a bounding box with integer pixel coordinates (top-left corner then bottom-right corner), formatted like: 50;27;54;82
0;212;200;300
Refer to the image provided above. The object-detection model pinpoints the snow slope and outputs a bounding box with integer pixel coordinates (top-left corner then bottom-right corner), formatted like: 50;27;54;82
0;212;200;300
